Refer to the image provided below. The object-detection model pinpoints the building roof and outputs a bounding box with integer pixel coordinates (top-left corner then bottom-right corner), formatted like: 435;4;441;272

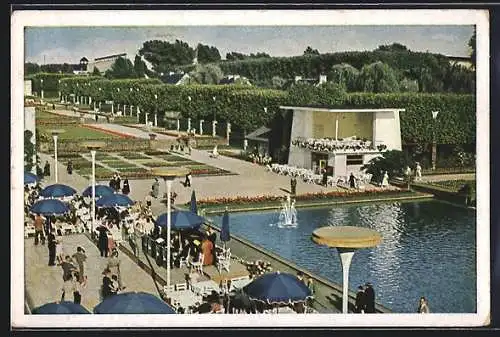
280;106;405;113
161;73;187;85
446;55;471;62
245;126;271;142
94;53;127;62
80;57;89;63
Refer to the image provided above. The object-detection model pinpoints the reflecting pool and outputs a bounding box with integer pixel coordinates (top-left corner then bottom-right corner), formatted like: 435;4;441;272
210;200;476;313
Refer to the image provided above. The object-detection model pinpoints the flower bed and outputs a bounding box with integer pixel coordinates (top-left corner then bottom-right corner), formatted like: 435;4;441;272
156;154;192;162
292;137;387;153
195;189;411;207
141;161;174;168
102;161;139;169
78;166;114;178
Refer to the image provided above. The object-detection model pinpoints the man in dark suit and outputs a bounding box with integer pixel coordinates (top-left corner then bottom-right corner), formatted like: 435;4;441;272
354;285;366;313
364;282;376;313
47;228;57;266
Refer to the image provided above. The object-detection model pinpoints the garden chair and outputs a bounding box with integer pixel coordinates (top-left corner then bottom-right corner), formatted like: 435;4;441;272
190;253;204;274
179;248;191;269
176;282;188;291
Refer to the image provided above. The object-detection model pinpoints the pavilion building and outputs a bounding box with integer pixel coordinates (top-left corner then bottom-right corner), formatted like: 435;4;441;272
279;106;404;177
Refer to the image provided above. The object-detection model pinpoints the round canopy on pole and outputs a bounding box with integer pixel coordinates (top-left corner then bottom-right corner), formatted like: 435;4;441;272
312;226;382;314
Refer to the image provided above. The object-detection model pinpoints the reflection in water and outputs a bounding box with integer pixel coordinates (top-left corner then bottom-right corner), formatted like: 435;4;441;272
211;200;476;313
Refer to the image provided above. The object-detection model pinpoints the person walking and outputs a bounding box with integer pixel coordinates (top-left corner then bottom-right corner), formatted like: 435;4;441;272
355;285;367;313
116;174;122;192
66;160;73;175
60;255;77;282
321;168;328;186
151;178;160;198
290;176;297;195
415;162;422;182
349;173;356;189
33;213;45;245
47;228;57;266
364;282;376;313
43;160;51;177
381;171;389;188
55;232;64;265
97;226;109;257
417;296;430;313
107;248;124;290
122;178;130;195
72;246;87;283
101;268;114;300
184;172;192;187
72;272;83;304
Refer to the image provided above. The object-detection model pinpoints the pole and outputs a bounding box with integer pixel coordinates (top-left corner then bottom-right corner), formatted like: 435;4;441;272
91;150;96;238
53;135;58;183
166;179;172;289
335;119;339;141
338;248;355;314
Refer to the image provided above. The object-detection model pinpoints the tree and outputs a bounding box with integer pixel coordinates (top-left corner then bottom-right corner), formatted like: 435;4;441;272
399;78;419;92
139;39;195;73
468;27;476;69
133;54;147;78
105;56;135;79
24;130;35;171
188;64;224;84
357;61;400;93
375;43;409;52
92;66;102;76
25;63;40;75
271;76;288;89
361;150;414;183
303;46;320;56
197;43;221;64
328;63;360;91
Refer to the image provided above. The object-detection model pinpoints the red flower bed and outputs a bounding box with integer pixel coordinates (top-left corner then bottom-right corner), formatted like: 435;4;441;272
82;124;136;139
194;189;409;207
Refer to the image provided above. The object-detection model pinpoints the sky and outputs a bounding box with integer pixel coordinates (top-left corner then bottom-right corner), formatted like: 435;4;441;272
24;25;474;65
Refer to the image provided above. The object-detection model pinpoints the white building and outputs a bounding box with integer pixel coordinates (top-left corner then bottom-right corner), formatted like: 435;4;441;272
24;80;33;96
281;106;404;177
88;53;127;74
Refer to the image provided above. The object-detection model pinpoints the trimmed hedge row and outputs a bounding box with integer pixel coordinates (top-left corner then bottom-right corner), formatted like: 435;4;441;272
58;78;475;145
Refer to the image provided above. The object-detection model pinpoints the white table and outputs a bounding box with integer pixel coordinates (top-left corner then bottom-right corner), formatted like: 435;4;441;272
191;280;220;296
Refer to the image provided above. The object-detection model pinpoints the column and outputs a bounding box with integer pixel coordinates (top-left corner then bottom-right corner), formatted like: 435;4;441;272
93;101;96;111
98;102;102;111
154;113;158;127
136;106;140;123
124;105;127;117
212;120;217;137
130;105;134;117
41;89;44;99
145;112;148;126
243;129;248;151
335;119;339;141
187;118;191;132
89;96;92;106
111;104;114;115
166;179;173;289
177;119;180;134
226;122;231;145
199;120;204;135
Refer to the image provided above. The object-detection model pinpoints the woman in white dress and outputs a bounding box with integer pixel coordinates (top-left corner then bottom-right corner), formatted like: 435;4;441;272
381;171;389;188
55;233;64;265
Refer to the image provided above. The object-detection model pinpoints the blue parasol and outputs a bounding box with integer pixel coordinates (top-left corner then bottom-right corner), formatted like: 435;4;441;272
40;184;77;198
190;190;198;215
24;171;39;185
30;198;70;216
220;208;231;248
242;271;312;305
93;292;176;314
155;210;205;231
96;193;134;208
82;185;115;198
32;301;90;314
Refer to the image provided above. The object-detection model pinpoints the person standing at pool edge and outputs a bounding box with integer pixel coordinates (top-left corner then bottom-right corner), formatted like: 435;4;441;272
364;282;376;313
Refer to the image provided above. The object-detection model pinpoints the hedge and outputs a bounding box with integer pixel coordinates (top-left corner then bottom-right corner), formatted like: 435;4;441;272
57;77;475;145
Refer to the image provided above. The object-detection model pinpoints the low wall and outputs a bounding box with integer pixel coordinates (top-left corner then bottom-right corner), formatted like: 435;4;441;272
411;183;470;206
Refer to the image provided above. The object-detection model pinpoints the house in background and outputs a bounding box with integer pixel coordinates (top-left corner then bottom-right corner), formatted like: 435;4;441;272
280;105;404;178
88;53;127;74
72;57;89;75
244;126;271;155
219;74;252;85
282;74;328;89
446;55;473;69
160;72;191;85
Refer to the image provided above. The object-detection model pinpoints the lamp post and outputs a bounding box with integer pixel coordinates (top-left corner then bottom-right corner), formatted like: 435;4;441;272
151;167;190;290
40;78;44;100
58;79;61;102
431;111;439;171
312;226;382;314
81;141;106;238
212;96;217;137
49;129;65;183
154;94;158;127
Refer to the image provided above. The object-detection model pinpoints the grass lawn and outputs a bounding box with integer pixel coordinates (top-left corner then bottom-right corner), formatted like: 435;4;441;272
101;161;139;169
119;152;150;160
38;124;121;140
156;154;192;162
36;110;78;122
141;161;175;168
78;166;114;179
427;179;476;193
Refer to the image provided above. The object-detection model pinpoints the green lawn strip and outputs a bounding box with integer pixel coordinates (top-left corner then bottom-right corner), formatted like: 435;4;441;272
78;166;114;178
422;167;475;175
38;125;119;140
195;191;430;214
426;179;476;193
36;110;78;122
141;161;176;168
144;150;169;156
118;152;150;160
156;154;192;162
